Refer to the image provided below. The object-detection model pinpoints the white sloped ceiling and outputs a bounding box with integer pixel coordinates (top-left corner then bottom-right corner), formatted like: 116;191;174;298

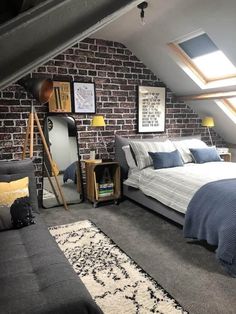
94;0;236;144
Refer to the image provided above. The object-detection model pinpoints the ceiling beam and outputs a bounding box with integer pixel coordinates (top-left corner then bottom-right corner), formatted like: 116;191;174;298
0;0;140;90
178;90;236;101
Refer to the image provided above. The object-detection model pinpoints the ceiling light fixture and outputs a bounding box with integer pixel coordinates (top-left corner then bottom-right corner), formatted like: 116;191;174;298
137;1;148;25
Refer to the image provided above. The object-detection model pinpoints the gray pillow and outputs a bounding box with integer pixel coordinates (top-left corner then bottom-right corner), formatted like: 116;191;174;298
149;150;184;169
0;159;39;213
130;140;175;170
114;134;168;178
171;136;207;163
189;147;222;164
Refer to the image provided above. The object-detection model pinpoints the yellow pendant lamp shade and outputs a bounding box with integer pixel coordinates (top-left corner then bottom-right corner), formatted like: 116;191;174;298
201;116;215;128
91;115;106;127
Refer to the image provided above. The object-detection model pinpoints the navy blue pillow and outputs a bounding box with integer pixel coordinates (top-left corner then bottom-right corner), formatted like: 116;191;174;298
148;150;184;170
189;147;221;164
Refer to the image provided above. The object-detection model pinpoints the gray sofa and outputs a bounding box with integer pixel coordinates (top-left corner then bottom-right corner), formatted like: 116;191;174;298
0;159;102;314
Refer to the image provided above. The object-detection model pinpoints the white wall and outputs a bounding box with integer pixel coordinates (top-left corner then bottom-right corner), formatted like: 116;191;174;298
48;116;77;171
69;137;78;163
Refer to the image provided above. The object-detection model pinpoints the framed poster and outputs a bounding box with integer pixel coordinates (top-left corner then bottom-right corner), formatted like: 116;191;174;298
73;82;96;114
48;81;72;113
138;86;166;133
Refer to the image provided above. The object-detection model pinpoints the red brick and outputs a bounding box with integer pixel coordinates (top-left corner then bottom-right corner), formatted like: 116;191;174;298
0;106;10;112
66;55;86;62
58;67;68;74
55;61;74;68
96;65;113;71
74;49;94;57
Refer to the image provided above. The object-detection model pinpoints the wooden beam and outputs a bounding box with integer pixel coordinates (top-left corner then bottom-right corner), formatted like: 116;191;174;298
178;90;236;101
167;43;207;85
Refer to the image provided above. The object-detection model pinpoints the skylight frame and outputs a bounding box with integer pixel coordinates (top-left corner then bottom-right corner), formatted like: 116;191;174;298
223;98;236;113
168;31;236;89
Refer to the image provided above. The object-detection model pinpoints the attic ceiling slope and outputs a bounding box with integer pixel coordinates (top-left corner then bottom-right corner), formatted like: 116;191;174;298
0;0;140;90
93;0;236;145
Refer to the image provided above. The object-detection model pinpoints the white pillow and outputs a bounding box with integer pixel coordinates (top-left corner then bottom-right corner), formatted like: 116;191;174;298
122;145;137;169
129;140;175;170
172;138;207;163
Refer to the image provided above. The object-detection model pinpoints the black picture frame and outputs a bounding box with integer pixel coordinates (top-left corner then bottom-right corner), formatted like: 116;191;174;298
137;85;166;133
72;82;96;114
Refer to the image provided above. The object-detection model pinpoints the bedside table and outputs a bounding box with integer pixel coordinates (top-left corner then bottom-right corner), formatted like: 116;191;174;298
220;152;231;162
84;161;121;207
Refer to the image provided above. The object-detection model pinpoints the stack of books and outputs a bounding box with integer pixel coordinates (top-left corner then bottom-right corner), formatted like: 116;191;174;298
97;182;114;198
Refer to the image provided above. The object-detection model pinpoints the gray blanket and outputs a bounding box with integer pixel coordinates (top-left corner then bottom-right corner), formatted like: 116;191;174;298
63;161;77;184
184;178;236;277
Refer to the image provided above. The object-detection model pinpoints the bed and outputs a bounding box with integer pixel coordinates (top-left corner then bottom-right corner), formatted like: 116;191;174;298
115;134;236;277
115;134;190;225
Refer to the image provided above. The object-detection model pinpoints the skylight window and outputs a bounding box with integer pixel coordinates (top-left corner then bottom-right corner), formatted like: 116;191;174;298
168;32;236;89
192;51;236;80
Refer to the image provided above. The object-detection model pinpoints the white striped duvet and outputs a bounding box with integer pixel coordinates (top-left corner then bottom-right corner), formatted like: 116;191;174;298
124;162;236;214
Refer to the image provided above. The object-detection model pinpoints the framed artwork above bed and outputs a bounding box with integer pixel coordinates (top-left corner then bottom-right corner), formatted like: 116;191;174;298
138;86;166;133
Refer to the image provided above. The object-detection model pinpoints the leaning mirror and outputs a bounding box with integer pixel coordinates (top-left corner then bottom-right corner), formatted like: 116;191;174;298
42;115;83;208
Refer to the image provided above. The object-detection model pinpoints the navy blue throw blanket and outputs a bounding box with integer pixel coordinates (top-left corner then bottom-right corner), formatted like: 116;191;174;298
184;178;236;277
63;162;77;184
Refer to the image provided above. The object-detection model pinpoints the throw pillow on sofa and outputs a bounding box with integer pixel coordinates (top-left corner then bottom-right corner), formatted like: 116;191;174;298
0;159;39;213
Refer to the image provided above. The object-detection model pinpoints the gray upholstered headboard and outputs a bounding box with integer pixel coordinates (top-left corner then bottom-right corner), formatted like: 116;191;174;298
114;135;130;180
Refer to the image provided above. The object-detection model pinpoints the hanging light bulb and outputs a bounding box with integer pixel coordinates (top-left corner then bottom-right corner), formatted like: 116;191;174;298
137;1;148;26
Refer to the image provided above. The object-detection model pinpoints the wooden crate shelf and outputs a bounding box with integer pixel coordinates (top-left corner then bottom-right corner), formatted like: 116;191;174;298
84;161;121;207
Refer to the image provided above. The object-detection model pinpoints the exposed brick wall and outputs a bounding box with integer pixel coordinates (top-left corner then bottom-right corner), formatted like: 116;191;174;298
0;37;225;197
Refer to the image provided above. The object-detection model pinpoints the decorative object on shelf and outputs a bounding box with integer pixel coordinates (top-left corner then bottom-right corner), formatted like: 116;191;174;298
217;147;229;154
18;77;68;210
202;116;215;146
73;82;96;113
91;115;109;158
137;1;148;25
47;118;53;131
138;85;166;133
218;152;231;162
48;81;72;113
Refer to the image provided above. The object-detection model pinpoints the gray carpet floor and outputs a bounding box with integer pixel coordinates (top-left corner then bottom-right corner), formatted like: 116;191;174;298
41;199;236;314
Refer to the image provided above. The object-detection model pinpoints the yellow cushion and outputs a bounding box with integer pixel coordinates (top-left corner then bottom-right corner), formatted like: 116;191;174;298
0;177;29;206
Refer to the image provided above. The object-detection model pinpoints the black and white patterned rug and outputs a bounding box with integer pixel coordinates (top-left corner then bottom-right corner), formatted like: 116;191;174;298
49;220;187;314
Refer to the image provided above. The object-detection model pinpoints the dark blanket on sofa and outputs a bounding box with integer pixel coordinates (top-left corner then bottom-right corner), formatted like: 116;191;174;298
184;178;236;277
0;214;102;314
